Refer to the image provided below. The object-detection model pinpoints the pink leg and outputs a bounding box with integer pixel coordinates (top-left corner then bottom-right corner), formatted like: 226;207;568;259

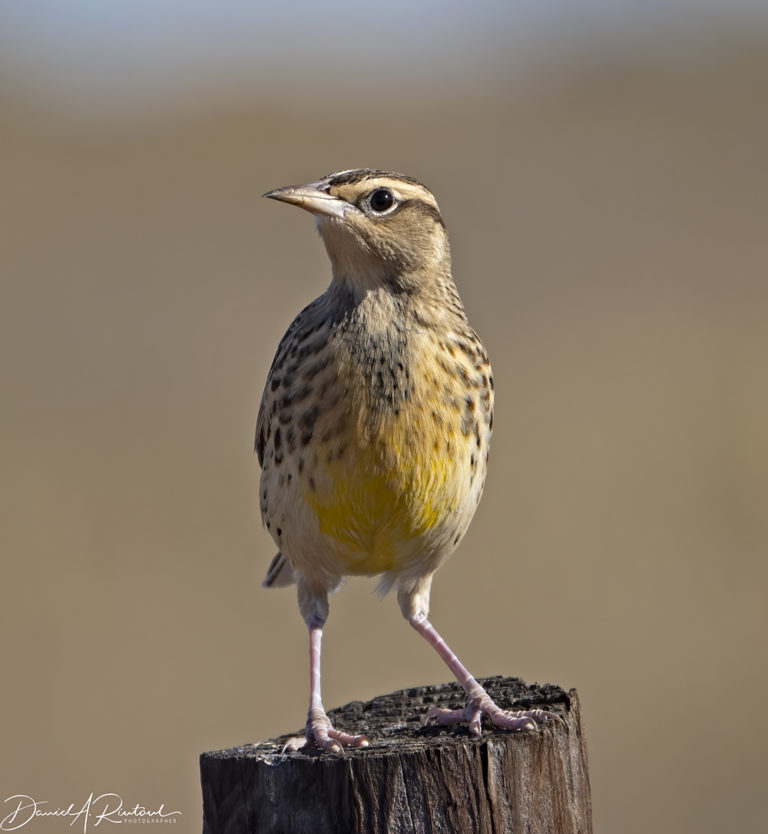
283;625;370;753
409;612;559;735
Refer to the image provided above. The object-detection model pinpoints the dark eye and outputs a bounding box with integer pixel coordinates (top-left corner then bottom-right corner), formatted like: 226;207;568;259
368;188;395;213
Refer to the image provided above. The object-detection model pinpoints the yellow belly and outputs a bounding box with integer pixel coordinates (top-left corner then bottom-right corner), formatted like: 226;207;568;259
303;430;462;575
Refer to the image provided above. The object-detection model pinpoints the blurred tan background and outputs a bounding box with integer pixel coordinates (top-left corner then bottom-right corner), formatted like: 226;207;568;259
1;2;767;832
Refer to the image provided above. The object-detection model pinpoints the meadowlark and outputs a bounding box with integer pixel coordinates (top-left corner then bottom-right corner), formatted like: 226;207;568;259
257;169;555;751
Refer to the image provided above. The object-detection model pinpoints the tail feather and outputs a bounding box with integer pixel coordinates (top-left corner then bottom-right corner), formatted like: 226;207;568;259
262;552;295;588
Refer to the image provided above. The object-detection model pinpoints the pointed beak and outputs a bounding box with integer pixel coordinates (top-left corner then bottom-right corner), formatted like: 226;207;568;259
262;182;348;219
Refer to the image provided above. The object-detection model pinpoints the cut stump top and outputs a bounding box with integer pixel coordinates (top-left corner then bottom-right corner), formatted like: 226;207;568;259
201;676;592;834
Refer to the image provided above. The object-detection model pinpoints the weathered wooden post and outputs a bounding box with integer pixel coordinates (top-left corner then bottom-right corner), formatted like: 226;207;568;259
200;676;591;833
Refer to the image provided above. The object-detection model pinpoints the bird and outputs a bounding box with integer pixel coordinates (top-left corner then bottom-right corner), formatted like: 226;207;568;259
256;169;556;752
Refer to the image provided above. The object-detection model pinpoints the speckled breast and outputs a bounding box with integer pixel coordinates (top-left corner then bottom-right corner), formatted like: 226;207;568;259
258;301;493;577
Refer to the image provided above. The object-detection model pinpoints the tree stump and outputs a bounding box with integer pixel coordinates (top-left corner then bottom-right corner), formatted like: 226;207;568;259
200;676;591;834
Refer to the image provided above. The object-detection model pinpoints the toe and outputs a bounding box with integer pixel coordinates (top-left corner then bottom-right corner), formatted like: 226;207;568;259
492;713;537;732
466;706;484;736
487;707;560;732
526;708;563;725
316;734;343;753
281;735;310;753
425;707;466;726
302;714;371;752
327;728;371;748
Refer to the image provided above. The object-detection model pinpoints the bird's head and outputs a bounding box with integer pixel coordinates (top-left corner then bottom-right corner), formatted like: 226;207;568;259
263;169;451;297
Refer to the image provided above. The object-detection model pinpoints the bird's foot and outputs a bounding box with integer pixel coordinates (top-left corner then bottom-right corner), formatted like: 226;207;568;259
427;692;561;736
282;710;371;753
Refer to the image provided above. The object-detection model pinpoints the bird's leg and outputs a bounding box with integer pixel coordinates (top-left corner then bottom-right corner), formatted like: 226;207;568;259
408;611;559;734
282;621;370;753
